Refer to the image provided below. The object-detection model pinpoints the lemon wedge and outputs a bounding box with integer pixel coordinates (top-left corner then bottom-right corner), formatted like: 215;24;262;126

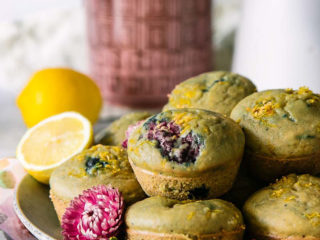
16;112;93;184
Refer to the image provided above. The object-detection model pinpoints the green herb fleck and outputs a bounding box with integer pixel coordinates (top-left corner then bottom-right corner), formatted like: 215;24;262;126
296;134;316;140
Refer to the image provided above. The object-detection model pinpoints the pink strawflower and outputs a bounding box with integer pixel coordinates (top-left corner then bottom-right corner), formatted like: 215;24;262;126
62;185;124;240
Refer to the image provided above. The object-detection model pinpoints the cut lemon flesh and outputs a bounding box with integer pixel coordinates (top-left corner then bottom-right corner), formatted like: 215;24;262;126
17;112;93;184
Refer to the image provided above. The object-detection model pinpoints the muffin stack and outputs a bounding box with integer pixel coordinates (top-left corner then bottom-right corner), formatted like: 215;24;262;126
126;108;246;239
49;71;320;240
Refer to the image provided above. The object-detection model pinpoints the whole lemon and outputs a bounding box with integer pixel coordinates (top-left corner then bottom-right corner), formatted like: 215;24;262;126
17;68;102;127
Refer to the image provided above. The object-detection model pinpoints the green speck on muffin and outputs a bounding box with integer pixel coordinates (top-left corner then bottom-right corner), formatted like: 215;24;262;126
296;134;316;140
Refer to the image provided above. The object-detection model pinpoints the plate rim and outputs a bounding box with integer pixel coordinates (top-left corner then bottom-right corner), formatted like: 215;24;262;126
13;174;58;240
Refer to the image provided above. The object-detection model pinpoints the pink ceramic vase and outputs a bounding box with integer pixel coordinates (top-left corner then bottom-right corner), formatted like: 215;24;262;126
86;0;212;108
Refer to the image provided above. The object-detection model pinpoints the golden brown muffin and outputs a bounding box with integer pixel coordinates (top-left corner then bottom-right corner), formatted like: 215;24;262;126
49;145;145;221
163;71;256;116
125;196;245;240
127;109;245;200
244;174;320;240
96;112;151;146
230;87;320;181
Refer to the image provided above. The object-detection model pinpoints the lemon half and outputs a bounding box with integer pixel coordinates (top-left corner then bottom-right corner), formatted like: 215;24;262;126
16;112;93;184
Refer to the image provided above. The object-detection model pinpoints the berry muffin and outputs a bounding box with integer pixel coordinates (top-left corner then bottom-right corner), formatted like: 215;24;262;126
49;144;145;221
244;174;320;240
231;87;320;181
127;109;245;200
96;112;151;146
125;196;245;240
163;71;256;116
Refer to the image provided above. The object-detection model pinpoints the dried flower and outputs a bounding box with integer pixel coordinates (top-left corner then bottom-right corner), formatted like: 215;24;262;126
62;185;124;240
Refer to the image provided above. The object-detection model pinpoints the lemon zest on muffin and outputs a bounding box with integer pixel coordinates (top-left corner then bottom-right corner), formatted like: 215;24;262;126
169;88;194;108
187;211;195;220
286;86;320;105
305;212;320;219
305;212;320;225
181;126;191;135
169;84;204;108
297;86;313;95
84;146;126;175
299;181;313;188
130;140;155;157
305;182;313;187
185;89;198;98
133;148;141;157
203;127;209;134
203;208;223;219
251;99;279;119
161;160;167;167
173;112;193;127
271;189;285;198
284;196;296;202
172;112;202;135
306;99;316;105
67;168;86;178
285;88;294;93
129;139;136;145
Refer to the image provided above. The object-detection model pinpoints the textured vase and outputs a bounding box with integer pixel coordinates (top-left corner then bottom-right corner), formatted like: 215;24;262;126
86;0;212;108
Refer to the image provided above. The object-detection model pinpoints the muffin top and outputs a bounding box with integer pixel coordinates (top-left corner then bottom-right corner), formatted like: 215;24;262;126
50;144;145;203
163;71;256;116
127;109;245;176
244;174;320;238
231;87;320;158
96;112;151;146
125;196;244;236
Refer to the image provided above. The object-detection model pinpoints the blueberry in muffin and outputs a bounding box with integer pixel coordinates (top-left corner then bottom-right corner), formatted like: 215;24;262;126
49;145;145;221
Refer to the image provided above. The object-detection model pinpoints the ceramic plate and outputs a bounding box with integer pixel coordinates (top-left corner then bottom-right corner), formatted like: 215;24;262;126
12;118;116;240
14;174;62;240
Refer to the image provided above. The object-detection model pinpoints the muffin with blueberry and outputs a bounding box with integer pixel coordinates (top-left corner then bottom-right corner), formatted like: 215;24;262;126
96;112;151;146
163;71;256;116
127;109;245;200
244;174;320;240
125;196;245;240
49;144;145;221
231;87;320;181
